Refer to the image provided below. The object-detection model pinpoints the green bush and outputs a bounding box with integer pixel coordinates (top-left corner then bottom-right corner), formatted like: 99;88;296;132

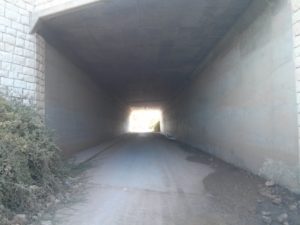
0;96;68;220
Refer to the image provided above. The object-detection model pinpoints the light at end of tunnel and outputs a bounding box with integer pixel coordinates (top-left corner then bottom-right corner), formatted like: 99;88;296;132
128;108;162;133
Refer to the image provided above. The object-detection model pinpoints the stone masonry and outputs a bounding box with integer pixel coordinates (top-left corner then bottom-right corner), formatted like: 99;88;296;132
0;0;45;114
0;0;100;116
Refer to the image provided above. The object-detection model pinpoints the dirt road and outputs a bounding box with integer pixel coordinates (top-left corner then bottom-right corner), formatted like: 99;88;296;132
52;134;300;225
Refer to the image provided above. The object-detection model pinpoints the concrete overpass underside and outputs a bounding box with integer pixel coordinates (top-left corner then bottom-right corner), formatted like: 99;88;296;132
30;0;300;194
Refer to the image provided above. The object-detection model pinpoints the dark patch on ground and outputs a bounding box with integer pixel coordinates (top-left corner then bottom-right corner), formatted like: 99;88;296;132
174;139;300;225
186;155;212;165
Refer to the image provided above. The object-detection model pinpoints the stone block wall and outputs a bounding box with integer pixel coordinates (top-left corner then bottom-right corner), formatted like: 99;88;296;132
0;0;45;114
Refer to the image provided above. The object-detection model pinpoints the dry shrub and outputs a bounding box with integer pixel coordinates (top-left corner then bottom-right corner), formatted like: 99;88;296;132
0;96;68;222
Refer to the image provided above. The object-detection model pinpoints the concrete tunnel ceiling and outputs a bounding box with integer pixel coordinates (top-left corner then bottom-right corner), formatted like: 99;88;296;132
37;0;252;103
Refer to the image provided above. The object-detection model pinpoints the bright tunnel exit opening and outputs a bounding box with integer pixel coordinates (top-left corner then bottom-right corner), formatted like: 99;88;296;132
128;108;162;133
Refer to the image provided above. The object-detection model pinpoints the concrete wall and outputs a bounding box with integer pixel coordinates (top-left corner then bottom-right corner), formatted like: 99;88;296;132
291;0;300;184
34;0;98;11
32;0;99;33
45;42;125;155
164;0;300;192
0;0;45;114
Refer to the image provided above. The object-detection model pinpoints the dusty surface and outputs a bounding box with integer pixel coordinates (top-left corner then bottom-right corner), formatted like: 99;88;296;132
51;134;300;225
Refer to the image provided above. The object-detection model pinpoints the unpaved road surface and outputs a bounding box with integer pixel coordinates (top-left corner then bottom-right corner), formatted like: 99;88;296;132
53;134;300;225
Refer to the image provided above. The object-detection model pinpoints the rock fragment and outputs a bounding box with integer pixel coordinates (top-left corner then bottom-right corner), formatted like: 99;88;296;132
41;220;52;225
265;180;275;187
12;214;27;225
261;211;271;216
289;203;297;211
262;215;272;224
272;196;282;205
277;213;288;223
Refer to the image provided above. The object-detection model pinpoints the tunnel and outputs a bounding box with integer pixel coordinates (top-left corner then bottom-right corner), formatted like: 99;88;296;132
31;0;300;197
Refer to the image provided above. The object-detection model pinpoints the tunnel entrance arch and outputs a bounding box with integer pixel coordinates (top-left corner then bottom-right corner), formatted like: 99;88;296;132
27;0;300;193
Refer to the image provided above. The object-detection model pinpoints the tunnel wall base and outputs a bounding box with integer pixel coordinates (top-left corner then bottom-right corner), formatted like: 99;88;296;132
164;0;300;193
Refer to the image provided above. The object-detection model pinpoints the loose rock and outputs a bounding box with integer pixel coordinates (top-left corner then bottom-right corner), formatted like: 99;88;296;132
289;203;297;211
12;214;27;225
272;196;282;205
29;185;39;191
32;215;38;221
262;211;271;216
48;195;56;203
262;216;272;224
55;198;61;204
277;213;288;223
265;180;275;187
41;220;52;225
257;199;262;203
